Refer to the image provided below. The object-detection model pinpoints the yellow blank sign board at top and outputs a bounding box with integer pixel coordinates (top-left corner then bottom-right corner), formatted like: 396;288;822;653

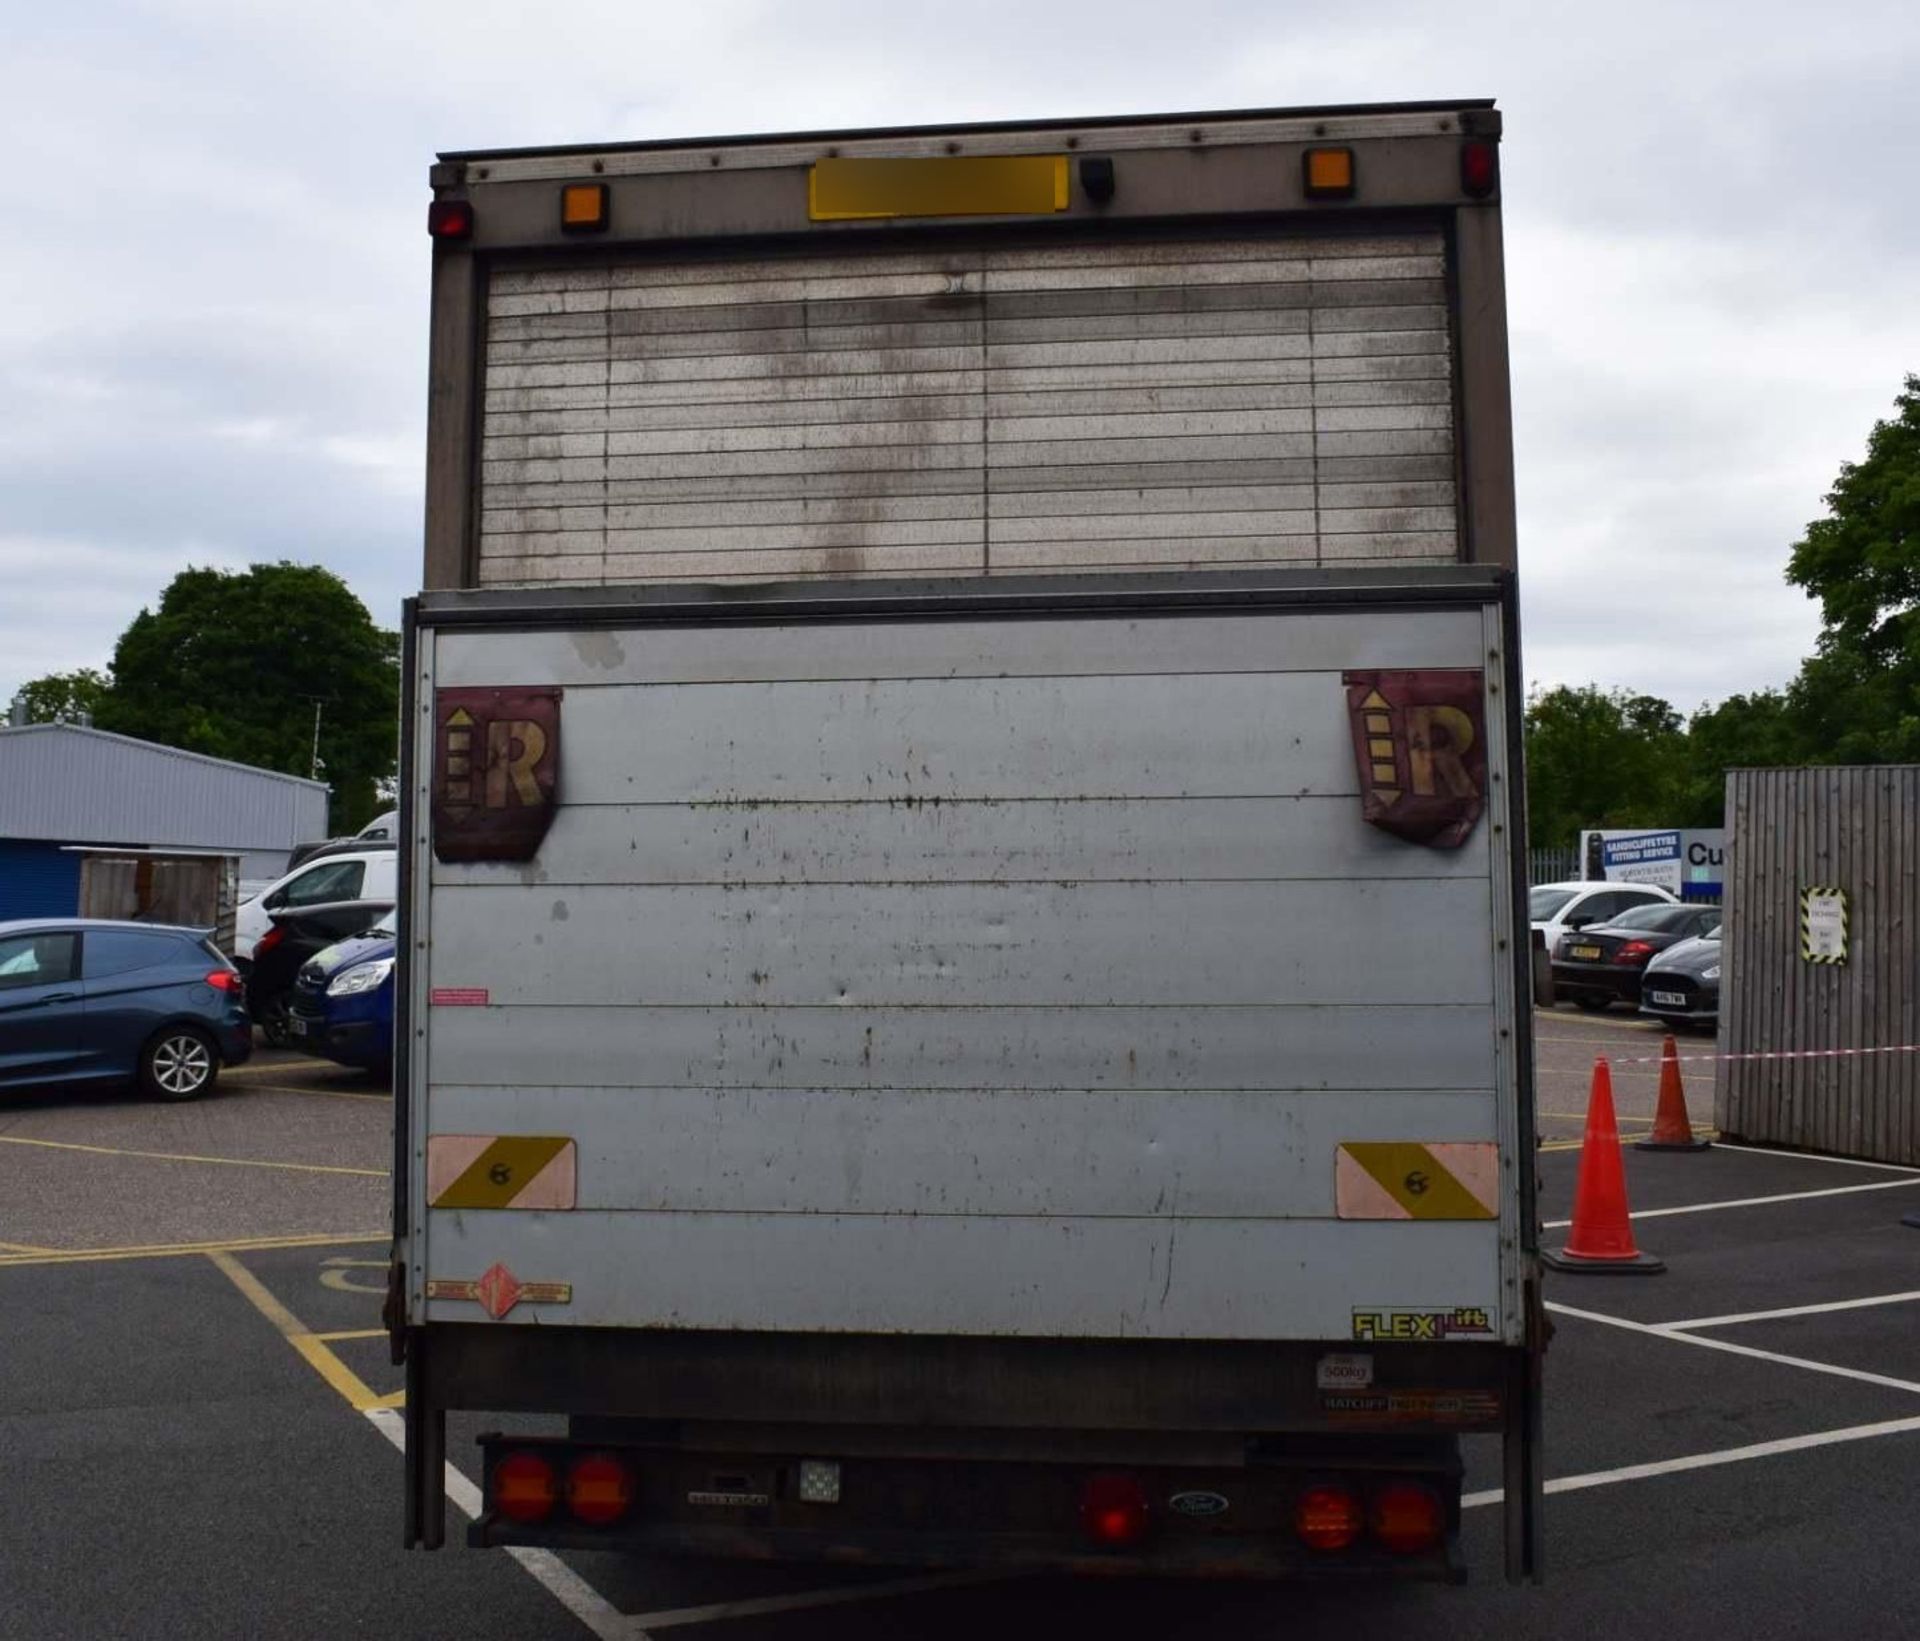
810;155;1070;220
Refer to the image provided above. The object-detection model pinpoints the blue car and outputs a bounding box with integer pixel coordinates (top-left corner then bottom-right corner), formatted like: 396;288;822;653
286;914;395;1074
0;919;251;1100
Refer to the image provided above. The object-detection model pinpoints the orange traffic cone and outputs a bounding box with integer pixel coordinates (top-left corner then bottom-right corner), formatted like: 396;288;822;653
1542;1056;1665;1274
1635;1035;1710;1151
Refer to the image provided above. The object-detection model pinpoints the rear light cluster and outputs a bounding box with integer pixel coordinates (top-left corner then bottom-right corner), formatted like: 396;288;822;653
1612;940;1658;965
1297;1480;1445;1555
491;1449;635;1528
204;969;242;993
1078;1472;1444;1556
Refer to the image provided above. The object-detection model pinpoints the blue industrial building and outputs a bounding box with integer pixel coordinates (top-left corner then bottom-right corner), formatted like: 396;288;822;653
0;724;328;919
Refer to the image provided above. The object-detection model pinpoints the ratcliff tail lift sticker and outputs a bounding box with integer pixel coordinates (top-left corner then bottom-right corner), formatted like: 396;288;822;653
1341;670;1487;849
433;686;562;863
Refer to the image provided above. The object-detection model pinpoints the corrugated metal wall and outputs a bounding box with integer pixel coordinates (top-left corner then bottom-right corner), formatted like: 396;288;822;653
1719;766;1920;1164
0;726;329;875
477;230;1459;585
0;840;82;920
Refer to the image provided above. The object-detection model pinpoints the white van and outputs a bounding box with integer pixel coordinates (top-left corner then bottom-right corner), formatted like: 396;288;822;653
233;849;397;961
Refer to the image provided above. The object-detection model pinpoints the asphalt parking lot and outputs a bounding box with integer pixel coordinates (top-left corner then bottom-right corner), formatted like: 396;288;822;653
4;1012;1918;1640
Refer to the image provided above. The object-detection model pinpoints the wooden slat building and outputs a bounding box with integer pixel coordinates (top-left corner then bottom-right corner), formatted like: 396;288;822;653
1719;766;1919;1164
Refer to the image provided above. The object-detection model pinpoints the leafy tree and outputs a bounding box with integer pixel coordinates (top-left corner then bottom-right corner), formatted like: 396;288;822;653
13;667;113;725
99;563;398;830
1674;689;1805;826
1780;374;1920;763
1523;684;1688;849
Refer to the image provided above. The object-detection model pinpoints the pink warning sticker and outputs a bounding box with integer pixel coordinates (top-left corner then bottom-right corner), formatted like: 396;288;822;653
430;987;490;1007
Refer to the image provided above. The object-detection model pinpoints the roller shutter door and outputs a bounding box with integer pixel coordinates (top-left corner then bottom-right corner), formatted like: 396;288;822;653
0;841;81;920
478;232;1457;585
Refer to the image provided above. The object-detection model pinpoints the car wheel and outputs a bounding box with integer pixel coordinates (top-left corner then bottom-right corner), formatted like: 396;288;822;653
257;997;292;1048
141;1027;219;1102
1574;994;1611;1013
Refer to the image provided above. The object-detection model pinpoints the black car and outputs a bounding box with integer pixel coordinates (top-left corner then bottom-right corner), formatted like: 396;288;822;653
1640;929;1722;1030
241;899;392;1046
1550;902;1723;1012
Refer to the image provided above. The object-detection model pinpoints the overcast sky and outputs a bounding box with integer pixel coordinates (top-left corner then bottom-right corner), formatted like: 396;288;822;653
4;0;1915;714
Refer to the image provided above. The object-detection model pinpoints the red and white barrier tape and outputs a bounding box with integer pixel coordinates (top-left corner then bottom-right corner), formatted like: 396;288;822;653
1594;1044;1920;1068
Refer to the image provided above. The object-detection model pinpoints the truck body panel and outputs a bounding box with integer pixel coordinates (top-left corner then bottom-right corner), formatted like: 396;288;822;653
403;103;1540;1580
408;589;1521;1344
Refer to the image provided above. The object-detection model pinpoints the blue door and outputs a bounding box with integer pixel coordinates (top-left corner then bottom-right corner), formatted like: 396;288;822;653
79;927;204;1078
0;930;85;1087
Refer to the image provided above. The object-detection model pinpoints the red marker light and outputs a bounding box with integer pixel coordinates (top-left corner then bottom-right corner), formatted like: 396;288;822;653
205;969;242;993
428;199;475;240
1460;140;1498;198
1078;1472;1151;1547
254;925;285;958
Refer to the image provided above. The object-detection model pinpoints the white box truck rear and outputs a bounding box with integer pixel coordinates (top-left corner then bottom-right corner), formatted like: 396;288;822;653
394;103;1543;1582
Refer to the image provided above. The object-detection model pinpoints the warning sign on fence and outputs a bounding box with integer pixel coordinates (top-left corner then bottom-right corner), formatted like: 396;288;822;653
1800;886;1849;964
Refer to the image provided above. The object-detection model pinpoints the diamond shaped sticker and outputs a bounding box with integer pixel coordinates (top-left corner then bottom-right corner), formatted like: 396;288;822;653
476;1262;524;1319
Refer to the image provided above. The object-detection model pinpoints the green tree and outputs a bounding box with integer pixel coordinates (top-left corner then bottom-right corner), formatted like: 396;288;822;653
14;667;113;725
1674;689;1805;826
1780;374;1920;763
99;563;398;830
1523;684;1688;849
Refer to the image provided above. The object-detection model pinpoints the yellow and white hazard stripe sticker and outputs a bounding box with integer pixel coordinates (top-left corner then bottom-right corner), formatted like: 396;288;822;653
1335;1142;1497;1220
427;1135;576;1210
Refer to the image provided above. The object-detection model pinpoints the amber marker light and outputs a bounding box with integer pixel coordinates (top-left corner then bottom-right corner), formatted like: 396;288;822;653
561;182;609;234
1302;147;1356;199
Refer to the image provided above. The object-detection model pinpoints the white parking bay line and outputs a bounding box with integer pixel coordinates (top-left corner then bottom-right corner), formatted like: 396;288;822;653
1710;1142;1920;1174
1657;1290;1920;1332
1547;1301;1920;1397
1541;1175;1920;1229
627;1569;1020;1631
1462;1413;1920;1510
364;1407;640;1641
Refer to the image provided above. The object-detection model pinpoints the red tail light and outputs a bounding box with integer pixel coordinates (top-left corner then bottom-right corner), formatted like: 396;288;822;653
566;1453;634;1526
1079;1472;1151;1547
1460;140;1499;198
255;926;285;958
427;199;474;240
493;1451;558;1524
205;969;242;993
1295;1484;1363;1551
1370;1481;1445;1554
1612;940;1657;965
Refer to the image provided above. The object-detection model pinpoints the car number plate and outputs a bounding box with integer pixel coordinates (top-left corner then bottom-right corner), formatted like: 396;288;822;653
289;1016;308;1036
1649;990;1687;1007
1570;945;1602;960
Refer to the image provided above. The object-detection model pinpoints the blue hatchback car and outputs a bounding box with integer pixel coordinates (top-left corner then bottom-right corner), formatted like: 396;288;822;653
285;914;395;1075
0;919;251;1100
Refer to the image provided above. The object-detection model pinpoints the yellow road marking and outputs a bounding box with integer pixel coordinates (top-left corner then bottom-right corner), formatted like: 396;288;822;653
207;1249;387;1412
1541;1110;1656;1123
313;1328;387;1343
366;1388;407;1410
248;1084;391;1103
1539;1128;1714;1153
0;1238;56;1253
0;1133;386;1177
0;1230;385;1268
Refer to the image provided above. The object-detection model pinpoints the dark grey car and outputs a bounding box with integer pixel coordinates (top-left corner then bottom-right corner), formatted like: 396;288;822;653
1639;927;1722;1030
